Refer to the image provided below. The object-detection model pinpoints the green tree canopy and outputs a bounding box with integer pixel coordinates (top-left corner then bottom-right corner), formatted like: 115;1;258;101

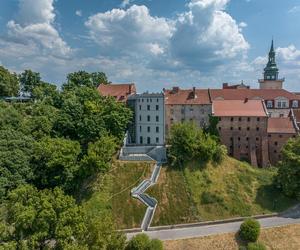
125;233;163;250
19;69;41;96
277;137;300;199
0;66;19;97
32;137;81;191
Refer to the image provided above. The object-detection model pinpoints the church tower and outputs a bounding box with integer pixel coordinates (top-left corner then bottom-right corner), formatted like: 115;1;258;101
258;40;285;89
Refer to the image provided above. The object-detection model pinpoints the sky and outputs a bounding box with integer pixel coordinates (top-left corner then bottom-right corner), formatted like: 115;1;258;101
0;0;300;92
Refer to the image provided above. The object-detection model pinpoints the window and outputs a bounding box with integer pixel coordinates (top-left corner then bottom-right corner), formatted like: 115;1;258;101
156;126;159;133
231;117;234;122
156;116;159;122
181;108;184;114
238;137;240;141
139;115;142;121
279;134;282;138
157;98;159;102
230;127;233;130
247;127;250;131
274;141;278;146
274;150;277;153
230;137;233;141
256;127;259;131
142;99;144;102
190;108;194;112
246;137;249;141
147;105;150;111
292;100;298;108
268;134;271;137
171;109;174;114
156;105;159;110
150;99;152;102
140;126;142;132
256;137;259;141
156;137;159;143
140;136;143;144
280;114;284;118
282;102;287;108
147;98;149;103
257;117;260;122
239;117;242;122
247;117;250;122
219;117;222;121
219;127;221;130
267;101;273;108
139;105;141;110
147;115;150;122
147;126;150;132
238;127;241;131
147;137;151;144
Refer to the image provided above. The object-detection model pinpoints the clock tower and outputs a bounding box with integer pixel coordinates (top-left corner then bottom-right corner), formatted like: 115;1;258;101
258;40;285;89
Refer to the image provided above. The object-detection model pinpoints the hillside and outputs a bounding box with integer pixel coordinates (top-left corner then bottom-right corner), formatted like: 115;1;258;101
83;156;297;229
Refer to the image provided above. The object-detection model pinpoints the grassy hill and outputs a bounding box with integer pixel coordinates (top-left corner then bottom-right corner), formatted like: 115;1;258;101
81;156;297;229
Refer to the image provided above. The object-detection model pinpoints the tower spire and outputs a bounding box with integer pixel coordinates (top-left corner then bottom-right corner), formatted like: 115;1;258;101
264;39;278;80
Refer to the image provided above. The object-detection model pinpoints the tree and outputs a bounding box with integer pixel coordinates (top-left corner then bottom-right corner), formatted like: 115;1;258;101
0;102;24;131
31;81;60;104
63;71;108;90
32;137;81;191
239;219;261;242
125;233;163;250
80;134;117;177
19;69;41;96
1;185;87;249
0;66;19;96
277;137;300;199
0;129;34;199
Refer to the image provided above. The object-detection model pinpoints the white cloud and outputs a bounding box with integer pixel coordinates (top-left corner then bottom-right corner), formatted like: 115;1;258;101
288;5;300;13
277;45;300;62
75;10;82;17
120;0;132;8
239;21;247;28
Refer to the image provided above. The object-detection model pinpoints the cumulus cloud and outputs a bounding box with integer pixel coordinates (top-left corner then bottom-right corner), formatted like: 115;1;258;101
75;10;82;17
277;45;300;62
120;0;132;8
2;0;71;58
85;5;173;57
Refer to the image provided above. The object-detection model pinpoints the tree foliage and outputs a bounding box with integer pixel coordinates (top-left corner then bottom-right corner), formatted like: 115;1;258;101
125;233;163;250
168;122;227;168
277;137;300;199
19;69;41;96
0;66;19;96
239;218;261;243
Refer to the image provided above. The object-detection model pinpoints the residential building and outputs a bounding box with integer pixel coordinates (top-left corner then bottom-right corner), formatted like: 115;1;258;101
213;99;269;167
223;82;250;89
164;87;212;135
209;88;300;118
258;40;285;89
127;93;165;146
267;117;298;165
97;83;136;102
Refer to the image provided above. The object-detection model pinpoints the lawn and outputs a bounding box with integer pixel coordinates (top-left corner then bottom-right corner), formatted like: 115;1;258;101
164;224;300;250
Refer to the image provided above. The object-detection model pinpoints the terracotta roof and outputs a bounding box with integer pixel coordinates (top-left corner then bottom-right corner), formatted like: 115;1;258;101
164;88;211;105
212;99;268;117
97;83;136;102
268;117;297;134
210;89;300;101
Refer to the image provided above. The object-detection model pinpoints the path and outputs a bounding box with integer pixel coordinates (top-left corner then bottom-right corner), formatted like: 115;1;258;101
127;205;300;240
131;162;162;231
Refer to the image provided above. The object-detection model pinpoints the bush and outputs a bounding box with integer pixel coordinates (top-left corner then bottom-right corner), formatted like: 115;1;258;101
247;242;266;250
239;219;260;242
126;233;163;250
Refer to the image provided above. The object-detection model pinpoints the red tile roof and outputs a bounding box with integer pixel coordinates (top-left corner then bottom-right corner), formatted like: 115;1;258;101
213;99;268;117
267;117;297;134
210;89;300;101
164;88;211;105
97;83;136;102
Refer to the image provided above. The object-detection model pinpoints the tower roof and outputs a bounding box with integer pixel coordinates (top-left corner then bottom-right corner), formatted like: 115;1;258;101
263;39;279;80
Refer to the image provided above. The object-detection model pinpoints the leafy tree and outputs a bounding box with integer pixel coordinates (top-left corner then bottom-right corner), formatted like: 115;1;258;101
168;122;226;168
0;129;34;199
19;69;41;96
0;102;24;131
125;233;163;250
204;115;220;138
1;185;87;249
81;134;117;177
63;71;108;90
32;137;81;191
32;81;60;104
277;137;300;199
239;219;261;242
0;66;19;96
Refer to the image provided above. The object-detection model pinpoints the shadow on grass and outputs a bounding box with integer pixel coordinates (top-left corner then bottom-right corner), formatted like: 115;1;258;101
234;231;248;250
255;183;297;213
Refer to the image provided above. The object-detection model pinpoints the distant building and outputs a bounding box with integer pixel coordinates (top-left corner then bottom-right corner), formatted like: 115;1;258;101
164;87;212;135
223;82;250;89
127;93;165;146
258;40;285;89
267;117;298;165
97;83;136;102
209;89;300;118
213;99;269;167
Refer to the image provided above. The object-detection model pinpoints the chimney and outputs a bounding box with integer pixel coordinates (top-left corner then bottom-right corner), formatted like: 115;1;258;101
244;98;248;103
193;87;197;99
172;86;180;93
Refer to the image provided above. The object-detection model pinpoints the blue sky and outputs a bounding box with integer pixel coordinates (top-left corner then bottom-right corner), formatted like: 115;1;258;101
0;0;300;92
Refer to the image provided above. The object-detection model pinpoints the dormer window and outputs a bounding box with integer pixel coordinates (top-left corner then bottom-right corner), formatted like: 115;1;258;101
292;100;298;108
267;101;273;108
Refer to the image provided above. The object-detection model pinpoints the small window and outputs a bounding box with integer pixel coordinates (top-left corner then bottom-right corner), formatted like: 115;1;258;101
140;136;143;144
256;137;259;141
230;137;233;141
257;117;260;122
147;137;151;144
247;117;250;122
140;126;142;132
246;137;249;141
279;134;282;138
231;117;234;122
267;101;273;108
147;115;150;122
156;105;159;110
156;127;159;133
139;115;142;121
274;141;278;146
156;137;159;143
238;127;241;131
230;127;233;130
147;126;150;132
139;105;141;110
280;114;284;118
274;150;277;153
268;134;271;137
156;116;159;122
256;127;259;131
238;137;240;141
247;127;250;131
219;117;222;121
147;105;150;111
147;99;149;103
239;117;242;122
219;127;221;130
142;99;144;102
157;98;159;102
150;99;152;103
292;100;298;108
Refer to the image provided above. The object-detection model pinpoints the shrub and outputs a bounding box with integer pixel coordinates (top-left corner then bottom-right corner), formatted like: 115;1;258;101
239;219;260;242
247;242;266;250
126;234;150;250
148;239;163;250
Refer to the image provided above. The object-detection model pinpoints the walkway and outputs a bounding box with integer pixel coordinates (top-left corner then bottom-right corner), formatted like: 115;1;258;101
131;162;162;231
127;205;300;240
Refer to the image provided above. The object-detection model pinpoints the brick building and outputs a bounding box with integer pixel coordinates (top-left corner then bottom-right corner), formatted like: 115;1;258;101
213;99;269;167
164;87;212;135
267;117;298;165
97;83;136;102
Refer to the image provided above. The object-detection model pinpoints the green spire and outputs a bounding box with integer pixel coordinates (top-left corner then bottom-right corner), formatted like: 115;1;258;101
264;39;279;80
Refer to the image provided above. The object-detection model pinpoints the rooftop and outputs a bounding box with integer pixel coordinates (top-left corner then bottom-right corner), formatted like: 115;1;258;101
267;117;297;134
212;99;268;117
97;83;136;102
